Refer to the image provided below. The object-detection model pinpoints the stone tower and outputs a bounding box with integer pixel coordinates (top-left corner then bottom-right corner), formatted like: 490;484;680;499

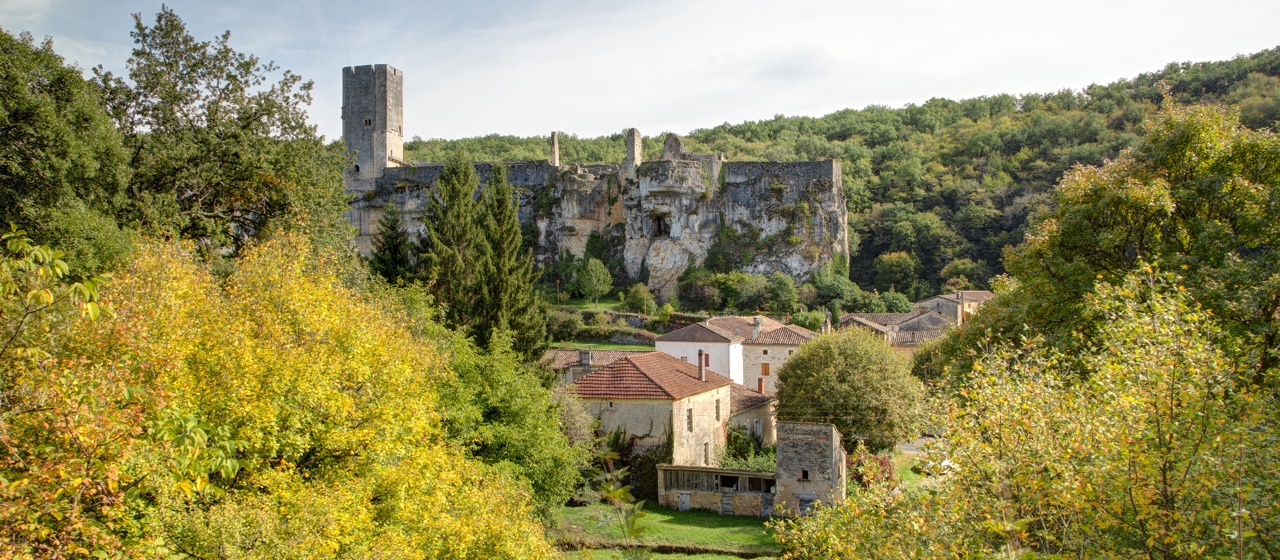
342;64;404;194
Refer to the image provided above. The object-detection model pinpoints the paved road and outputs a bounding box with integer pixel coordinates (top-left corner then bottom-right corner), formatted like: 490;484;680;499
895;436;934;454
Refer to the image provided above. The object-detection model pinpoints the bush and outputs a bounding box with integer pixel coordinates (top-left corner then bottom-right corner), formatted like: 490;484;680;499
792;310;826;332
548;309;584;340
849;446;896;488
623;282;657;314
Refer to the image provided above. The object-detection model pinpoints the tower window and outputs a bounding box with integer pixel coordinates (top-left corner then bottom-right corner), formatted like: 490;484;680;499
364;118;372;126
353;165;360;173
801;470;810;481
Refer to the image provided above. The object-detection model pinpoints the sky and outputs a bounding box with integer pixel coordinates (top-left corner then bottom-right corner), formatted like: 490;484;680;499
4;0;1280;142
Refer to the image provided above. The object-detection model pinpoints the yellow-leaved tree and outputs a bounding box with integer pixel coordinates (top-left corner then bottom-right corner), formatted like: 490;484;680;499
2;233;560;558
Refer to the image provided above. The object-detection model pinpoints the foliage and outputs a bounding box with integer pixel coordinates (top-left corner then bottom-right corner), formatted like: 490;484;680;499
576;257;613;307
765;272;800;314
624;282;658;315
879;290;911;312
790;310;825;332
437;330;591;518
425;48;1280;300
475;165;548;357
928;103;1280;386
720;426;776;472
369;204;414;284
775;270;1280;558
93;7;350;258
775;328;923;452
1;234;560;558
0;29;133;277
848;444;895;489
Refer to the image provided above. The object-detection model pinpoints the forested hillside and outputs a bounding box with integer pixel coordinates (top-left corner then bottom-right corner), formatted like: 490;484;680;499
407;47;1280;298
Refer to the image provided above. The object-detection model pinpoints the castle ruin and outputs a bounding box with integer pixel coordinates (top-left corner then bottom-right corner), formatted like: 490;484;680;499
343;64;849;299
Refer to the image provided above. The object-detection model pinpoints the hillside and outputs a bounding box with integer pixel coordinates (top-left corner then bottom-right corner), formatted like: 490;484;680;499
405;47;1280;299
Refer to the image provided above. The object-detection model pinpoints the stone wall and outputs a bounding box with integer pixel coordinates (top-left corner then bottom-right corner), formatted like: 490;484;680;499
742;343;801;394
774;421;847;515
342;65;849;297
730;402;776;447
671;386;731;467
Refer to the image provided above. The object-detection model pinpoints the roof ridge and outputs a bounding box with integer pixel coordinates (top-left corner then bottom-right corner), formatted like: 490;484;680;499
627;354;676;399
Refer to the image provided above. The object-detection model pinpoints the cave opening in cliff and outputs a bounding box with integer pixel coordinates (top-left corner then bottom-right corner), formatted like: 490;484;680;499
651;215;670;237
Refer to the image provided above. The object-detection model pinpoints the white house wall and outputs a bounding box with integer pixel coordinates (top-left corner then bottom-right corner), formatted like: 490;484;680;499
654;341;740;383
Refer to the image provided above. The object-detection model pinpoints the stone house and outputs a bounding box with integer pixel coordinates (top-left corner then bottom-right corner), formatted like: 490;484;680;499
655;420;848;517
542;349;651;385
729;383;777;447
655;315;816;389
913;290;996;326
774;422;848;515
839;308;952;354
572;351;732;466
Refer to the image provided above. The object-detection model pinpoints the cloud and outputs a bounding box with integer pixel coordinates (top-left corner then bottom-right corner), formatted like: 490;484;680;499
0;0;56;27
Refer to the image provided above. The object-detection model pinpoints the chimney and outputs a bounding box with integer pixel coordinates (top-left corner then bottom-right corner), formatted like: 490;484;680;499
957;291;965;326
697;349;705;381
752;316;764;339
550;131;560;166
579;350;591;370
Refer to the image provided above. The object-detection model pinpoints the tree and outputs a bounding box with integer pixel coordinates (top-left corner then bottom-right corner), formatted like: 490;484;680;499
93;7;348;257
475;165;547;358
766;271;800;313
873;251;919;295
0;29;133;276
879;290;911;312
938;257;989;289
775;328;923;452
774;270;1280;558
369;204;414;284
624;282;657;314
418;155;488;330
576;258;612;307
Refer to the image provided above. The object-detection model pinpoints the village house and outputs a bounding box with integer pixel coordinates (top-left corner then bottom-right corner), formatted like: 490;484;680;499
730;383;777;446
542;348;651;385
655;315;816;391
572;351;732;466
913;290;996;326
838;308;952;354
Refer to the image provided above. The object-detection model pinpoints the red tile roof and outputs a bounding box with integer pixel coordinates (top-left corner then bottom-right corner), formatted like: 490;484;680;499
746;323;816;345
572;351;732;400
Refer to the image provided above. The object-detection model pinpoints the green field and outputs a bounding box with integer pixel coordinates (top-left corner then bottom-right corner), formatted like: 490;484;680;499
893;452;923;489
556;503;779;558
560;341;655;351
559;297;627;312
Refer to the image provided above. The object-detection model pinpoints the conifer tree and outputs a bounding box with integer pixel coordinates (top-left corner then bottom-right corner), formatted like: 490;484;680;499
418;155;489;330
475;166;548;359
369;204;415;284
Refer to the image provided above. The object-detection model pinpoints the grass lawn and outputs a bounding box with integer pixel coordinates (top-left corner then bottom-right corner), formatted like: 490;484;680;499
556;503;779;557
559;297;627;312
893;452;923;489
558;341;655;351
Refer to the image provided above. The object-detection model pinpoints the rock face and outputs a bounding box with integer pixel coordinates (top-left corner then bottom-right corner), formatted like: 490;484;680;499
343;64;848;301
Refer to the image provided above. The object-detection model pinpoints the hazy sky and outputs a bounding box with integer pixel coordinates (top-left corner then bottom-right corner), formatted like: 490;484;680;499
5;0;1279;142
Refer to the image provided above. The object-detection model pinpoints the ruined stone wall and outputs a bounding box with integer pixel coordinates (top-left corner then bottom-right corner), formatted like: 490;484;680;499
342;65;847;295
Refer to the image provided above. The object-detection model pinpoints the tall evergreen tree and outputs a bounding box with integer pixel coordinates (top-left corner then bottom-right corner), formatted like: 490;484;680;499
475;166;547;359
369;204;414;284
418;155;489;331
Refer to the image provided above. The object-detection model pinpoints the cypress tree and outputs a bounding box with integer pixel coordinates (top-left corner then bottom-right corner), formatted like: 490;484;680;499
418;155;489;330
476;165;548;359
369;204;415;284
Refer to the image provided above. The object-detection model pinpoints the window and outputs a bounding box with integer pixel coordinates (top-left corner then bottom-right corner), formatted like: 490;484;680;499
715;399;720;421
788;350;794;356
686;408;693;432
681;356;688;362
704;354;710;367
353;165;360;173
364;118;372;126
608;401;613;408
762;349;769;356
703;442;709;465
754;419;762;437
800;470;810;481
761;363;770;376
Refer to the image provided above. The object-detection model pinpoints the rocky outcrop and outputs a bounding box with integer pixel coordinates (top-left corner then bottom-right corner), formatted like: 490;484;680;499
347;134;847;301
